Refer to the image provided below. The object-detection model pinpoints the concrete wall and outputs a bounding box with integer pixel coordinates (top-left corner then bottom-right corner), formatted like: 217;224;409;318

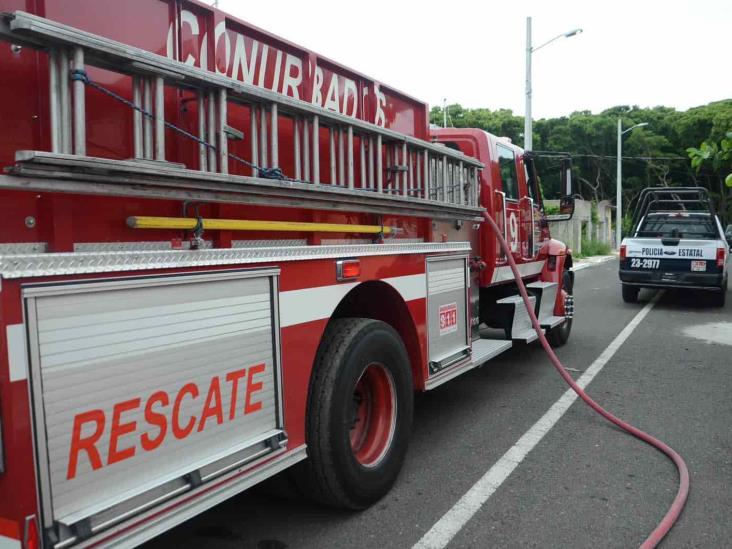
544;199;614;255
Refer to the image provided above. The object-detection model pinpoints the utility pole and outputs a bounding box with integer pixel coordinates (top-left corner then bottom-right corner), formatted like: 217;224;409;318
616;120;649;248
524;18;582;151
524;17;532;151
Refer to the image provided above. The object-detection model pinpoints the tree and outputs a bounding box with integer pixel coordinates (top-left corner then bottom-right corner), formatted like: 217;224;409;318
687;132;732;221
428;100;732;220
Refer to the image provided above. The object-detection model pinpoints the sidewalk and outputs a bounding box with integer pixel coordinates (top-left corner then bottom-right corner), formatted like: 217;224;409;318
573;253;617;272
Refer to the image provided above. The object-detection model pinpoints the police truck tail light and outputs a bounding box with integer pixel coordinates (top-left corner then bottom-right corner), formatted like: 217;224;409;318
620;245;627;260
717;247;726;268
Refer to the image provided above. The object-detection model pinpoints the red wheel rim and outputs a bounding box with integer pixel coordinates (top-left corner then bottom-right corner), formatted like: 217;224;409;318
349;362;397;468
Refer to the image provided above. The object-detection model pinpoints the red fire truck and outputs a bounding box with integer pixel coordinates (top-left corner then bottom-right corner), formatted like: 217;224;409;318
0;2;575;547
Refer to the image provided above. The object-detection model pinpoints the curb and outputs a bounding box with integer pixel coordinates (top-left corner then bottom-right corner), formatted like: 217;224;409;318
573;254;617;272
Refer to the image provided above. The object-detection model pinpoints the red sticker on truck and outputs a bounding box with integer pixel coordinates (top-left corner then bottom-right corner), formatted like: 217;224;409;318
439;303;458;336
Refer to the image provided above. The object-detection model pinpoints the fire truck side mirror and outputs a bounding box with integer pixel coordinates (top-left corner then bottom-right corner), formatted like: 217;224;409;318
546;196;575;222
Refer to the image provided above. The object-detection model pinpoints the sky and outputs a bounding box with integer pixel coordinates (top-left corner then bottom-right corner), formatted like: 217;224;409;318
214;0;731;119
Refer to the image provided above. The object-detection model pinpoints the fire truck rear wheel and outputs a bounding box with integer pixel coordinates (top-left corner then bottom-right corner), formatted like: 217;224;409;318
297;318;414;509
547;269;573;347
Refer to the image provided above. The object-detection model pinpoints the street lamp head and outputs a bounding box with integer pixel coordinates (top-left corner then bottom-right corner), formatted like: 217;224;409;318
564;28;583;38
621;122;650;135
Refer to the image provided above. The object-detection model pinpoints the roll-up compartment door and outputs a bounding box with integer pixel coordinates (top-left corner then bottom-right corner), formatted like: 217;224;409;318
426;256;470;375
24;269;285;544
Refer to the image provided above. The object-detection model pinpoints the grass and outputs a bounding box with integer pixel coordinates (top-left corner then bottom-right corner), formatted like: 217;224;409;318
575;238;612;258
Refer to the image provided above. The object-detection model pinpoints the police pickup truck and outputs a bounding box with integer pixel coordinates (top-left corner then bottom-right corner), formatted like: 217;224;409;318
619;187;730;306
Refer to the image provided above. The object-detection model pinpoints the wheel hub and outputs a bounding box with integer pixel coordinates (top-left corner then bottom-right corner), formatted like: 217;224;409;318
349;363;397;468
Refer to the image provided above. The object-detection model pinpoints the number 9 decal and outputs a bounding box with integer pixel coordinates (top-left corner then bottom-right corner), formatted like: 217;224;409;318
508;212;518;252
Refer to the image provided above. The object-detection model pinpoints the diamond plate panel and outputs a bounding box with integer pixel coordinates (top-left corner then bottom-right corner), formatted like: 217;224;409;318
0;242;471;279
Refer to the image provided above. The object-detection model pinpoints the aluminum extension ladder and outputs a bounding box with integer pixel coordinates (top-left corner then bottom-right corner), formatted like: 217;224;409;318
1;11;482;209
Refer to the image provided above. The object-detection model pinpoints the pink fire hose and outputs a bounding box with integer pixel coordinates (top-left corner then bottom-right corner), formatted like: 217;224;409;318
483;211;689;548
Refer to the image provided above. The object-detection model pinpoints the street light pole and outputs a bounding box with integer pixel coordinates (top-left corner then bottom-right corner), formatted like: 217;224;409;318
523;18;582;151
616;119;622;248
524;17;532;151
616;120;649;248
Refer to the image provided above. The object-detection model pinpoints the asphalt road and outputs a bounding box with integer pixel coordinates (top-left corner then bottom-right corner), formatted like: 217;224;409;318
145;260;731;549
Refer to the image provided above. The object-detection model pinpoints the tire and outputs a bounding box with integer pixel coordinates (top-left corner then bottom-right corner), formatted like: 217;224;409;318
547;269;573;347
622;283;639;304
295;318;413;509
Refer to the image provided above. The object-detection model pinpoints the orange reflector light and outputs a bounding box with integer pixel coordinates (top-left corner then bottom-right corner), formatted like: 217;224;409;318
23;515;39;549
336;259;360;281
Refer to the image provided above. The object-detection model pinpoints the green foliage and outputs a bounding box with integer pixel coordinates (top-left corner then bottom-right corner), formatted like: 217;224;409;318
622;215;633;238
430;104;524;143
576;238;612;258
431;100;732;222
687;131;732;218
687;131;732;172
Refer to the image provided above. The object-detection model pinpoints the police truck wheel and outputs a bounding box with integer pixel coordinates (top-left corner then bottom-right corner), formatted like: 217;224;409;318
712;278;727;307
622;284;639;303
297;318;413;509
547;269;573;347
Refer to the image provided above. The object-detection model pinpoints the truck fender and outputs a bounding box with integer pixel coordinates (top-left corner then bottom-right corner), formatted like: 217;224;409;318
330;280;425;390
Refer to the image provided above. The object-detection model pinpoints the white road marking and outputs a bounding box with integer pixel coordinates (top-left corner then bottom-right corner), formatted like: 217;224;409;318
413;293;661;549
682;321;732;346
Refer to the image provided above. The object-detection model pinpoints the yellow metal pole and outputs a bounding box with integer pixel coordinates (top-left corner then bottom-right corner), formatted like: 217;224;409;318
127;216;396;235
